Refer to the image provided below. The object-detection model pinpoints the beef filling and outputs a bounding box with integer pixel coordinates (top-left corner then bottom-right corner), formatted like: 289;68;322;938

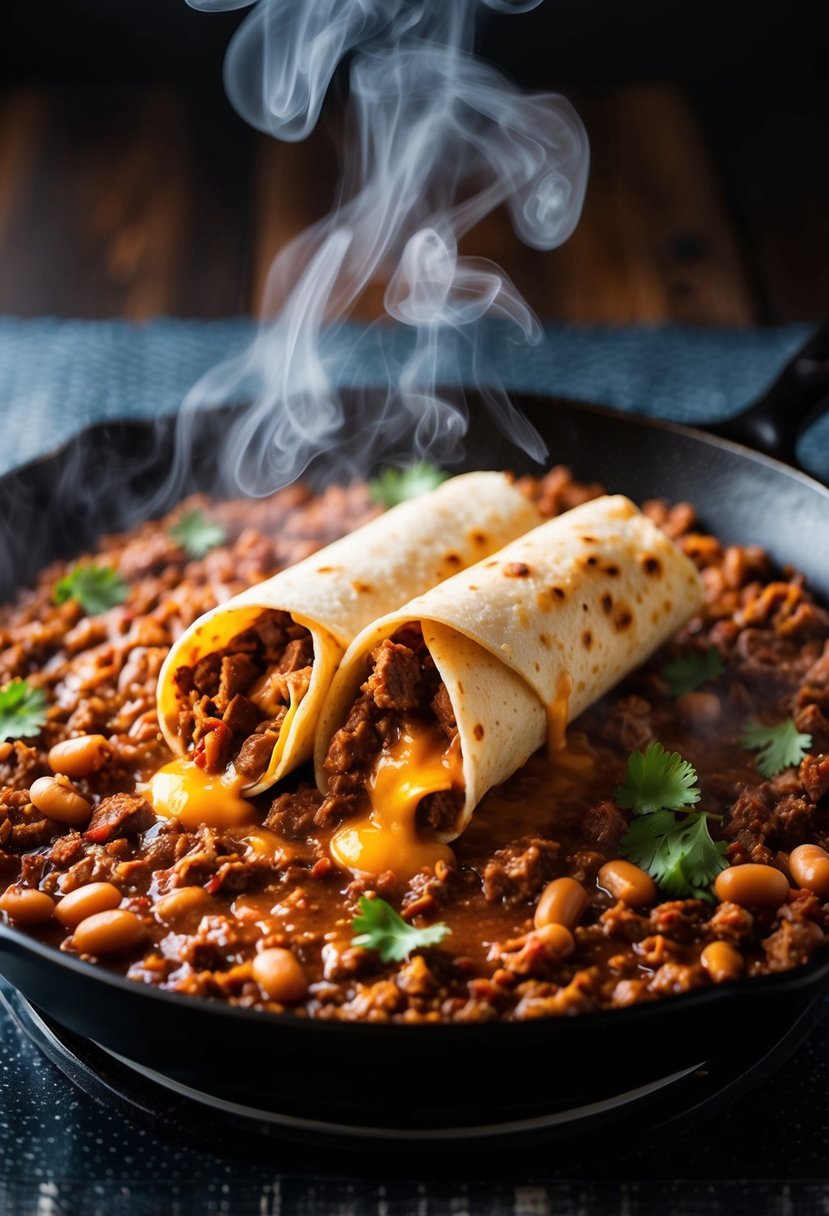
174;609;313;780
319;628;462;834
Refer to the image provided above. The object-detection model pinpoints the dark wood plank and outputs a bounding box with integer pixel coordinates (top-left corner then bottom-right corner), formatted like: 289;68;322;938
0;85;252;319
489;84;760;324
697;87;829;323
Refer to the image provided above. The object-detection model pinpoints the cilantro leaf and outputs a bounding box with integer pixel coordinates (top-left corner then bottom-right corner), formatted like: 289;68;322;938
741;717;812;779
168;510;228;560
0;679;48;741
369;462;448;508
614;741;701;816
662;646;724;698
351;895;451;962
53;564;128;616
621;810;727;901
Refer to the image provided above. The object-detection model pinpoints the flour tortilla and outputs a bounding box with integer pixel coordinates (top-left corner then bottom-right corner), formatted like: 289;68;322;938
156;472;541;794
315;495;704;838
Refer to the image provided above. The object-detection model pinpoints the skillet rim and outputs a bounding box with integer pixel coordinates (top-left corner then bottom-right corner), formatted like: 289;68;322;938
0;394;828;1041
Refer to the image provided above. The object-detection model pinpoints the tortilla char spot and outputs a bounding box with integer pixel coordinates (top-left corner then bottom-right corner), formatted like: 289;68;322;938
533;661;541;672
539;632;551;648
663;598;674;613
581;602;589;613
581;535;596;544
641;554;662;577
600;592;614;614
458;681;464;694
471;530;488;546
551;586;566;600
584;555;599;568
577;679;586;693
473;724;484;740
468;584;479;592
582;630;593;650
591;663;600;674
316;565;339;574
603;563;621;578
444;553;462;568
351;581;373;594
613;605;634;632
651;609;661;625
504;562;531;578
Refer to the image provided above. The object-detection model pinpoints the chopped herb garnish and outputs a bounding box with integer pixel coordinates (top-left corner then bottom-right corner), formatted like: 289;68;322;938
53;564;128;616
741;717;812;779
614;741;701;816
351;895;451;962
168;509;228;559
369;462;447;508
0;679;48;741
621;808;728;901
616;741;726;900
662;646;724;698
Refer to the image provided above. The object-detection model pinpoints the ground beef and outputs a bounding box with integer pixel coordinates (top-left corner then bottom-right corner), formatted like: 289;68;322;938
364;640;425;711
265;787;323;840
1;470;827;1026
481;835;560;904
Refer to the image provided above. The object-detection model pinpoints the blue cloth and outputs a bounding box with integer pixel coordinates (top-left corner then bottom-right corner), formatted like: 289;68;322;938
0;316;824;479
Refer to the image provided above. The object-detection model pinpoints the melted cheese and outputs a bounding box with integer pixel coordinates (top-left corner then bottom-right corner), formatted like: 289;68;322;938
148;757;257;830
330;723;459;880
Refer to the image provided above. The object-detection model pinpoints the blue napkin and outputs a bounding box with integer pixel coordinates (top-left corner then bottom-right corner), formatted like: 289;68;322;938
0;317;822;479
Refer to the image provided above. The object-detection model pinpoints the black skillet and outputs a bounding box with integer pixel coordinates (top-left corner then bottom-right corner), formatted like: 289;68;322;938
1;324;828;1138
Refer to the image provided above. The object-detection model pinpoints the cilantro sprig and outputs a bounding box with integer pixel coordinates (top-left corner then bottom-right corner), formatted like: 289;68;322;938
168;510;228;560
662;646;724;698
53;564;128;616
615;741;700;815
616;742;726;900
622;808;728;901
351;895;450;962
741;717;812;779
0;679;48;742
369;462;447;508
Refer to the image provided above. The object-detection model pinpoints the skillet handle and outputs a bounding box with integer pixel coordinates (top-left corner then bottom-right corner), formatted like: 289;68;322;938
706;322;829;469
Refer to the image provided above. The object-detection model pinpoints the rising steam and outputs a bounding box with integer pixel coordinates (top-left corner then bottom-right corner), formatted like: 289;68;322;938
180;0;589;495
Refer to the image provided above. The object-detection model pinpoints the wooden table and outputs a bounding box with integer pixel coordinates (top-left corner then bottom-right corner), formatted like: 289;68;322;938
0;81;825;325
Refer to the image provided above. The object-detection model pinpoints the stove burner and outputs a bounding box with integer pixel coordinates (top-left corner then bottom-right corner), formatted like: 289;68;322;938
2;983;822;1158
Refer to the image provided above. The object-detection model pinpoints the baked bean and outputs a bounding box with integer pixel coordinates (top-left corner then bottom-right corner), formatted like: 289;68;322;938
700;940;745;984
154;886;210;925
0;886;55;925
72;909;147;955
48;734;111;778
676;691;721;728
598;859;658;908
534;922;575;960
534;877;589;931
714;864;789;908
789;844;829;898
252;947;308;1003
55;882;122;929
29;775;91;826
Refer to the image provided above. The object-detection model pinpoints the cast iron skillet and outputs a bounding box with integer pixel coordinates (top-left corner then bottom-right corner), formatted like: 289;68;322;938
1;326;828;1134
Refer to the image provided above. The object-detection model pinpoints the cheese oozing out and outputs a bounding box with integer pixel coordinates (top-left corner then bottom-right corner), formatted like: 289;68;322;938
330;720;460;880
147;757;257;830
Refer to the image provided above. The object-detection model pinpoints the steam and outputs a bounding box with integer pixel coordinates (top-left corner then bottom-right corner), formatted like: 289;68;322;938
179;0;589;496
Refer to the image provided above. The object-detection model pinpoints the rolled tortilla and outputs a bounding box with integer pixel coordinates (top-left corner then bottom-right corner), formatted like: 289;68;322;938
314;495;704;867
156;472;541;795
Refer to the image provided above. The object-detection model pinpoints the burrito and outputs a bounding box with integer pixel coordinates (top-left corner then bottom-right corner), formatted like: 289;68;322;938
154;472;541;803
313;495;704;877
